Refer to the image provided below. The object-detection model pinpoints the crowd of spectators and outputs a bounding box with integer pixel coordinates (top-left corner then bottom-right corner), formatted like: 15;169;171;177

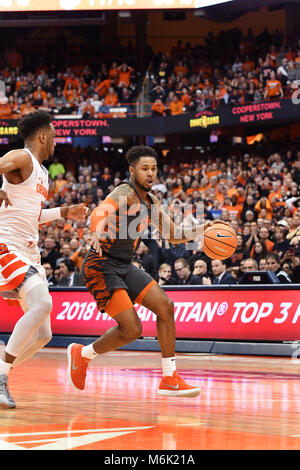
0;27;299;287
31;141;300;288
149;29;300;116
1;27;300;121
0;44;141;119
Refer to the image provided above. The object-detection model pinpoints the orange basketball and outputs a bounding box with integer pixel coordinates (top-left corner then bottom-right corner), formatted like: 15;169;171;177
203;223;237;260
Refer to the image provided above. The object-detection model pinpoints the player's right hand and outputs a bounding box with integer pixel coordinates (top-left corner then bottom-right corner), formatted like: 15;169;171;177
90;231;102;257
0;189;12;207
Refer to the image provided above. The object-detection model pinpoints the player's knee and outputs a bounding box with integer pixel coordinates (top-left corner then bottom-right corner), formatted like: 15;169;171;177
130;322;142;341
158;297;174;320
120;321;142;342
39;294;53;317
25;284;53;318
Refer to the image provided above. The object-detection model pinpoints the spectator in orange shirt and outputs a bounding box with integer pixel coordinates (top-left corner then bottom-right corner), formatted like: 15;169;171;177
7;95;19;117
0;98;12;118
248;72;260;88
70;244;89;271
202;62;212;79
15;76;27;92
104;88;118;107
222;195;243;220
257;226;274;252
82;99;96;118
33;86;47;101
64;74;80;93
255;196;273;219
169;96;184;115
172;179;184;197
64;82;76;102
20;98;36;116
268;46;278;67
268;180;282;204
117;63;134;87
152;99;166;116
237;169;248;187
186;180;200;196
109;62;119;80
53;173;68;194
173;60;188;77
180;88;192;108
226;178;239;198
95;78;112;97
242;56;255;73
206;163;221;181
229;194;243;219
264;71;283;99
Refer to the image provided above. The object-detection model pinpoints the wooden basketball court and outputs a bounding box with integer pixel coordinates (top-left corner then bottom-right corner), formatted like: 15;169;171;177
1;348;300;451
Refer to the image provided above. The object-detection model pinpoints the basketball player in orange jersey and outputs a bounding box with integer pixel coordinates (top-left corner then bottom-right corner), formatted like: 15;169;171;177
0;111;88;409
67;146;227;397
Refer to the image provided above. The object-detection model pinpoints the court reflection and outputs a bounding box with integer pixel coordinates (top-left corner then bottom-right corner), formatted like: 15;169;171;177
1;349;300;449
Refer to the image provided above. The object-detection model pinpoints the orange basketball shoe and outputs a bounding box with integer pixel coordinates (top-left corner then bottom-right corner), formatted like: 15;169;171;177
158;371;201;397
67;343;90;391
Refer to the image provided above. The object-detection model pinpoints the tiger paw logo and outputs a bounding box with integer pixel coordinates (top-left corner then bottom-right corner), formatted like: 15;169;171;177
60;0;81;10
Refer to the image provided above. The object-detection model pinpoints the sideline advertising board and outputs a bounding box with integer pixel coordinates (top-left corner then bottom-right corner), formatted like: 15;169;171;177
1;286;300;343
1;98;299;137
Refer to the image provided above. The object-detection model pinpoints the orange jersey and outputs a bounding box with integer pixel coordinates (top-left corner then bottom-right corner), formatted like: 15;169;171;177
90;182;152;262
266;80;281;97
118;67;133;87
152;102;165;115
33;89;47;101
95;79;111;97
173;65;188;76
181;93;192;106
0;103;12;118
104;93;118;107
169;100;184;115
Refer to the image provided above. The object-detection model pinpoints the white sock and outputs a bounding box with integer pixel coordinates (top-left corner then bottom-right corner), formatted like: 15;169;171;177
81;343;98;360
162;357;176;377
0;359;13;376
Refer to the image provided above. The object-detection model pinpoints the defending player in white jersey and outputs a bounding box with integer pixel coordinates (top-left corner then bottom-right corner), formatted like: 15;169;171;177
0;110;88;409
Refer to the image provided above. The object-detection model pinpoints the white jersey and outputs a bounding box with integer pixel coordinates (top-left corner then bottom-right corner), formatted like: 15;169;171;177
0;148;49;250
0;148;49;295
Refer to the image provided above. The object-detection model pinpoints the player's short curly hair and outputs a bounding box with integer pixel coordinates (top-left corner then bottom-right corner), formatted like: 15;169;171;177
125;145;157;166
18;110;52;141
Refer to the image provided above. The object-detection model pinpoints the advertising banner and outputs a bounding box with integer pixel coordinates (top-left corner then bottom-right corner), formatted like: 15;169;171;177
1;98;299;137
1;287;300;342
